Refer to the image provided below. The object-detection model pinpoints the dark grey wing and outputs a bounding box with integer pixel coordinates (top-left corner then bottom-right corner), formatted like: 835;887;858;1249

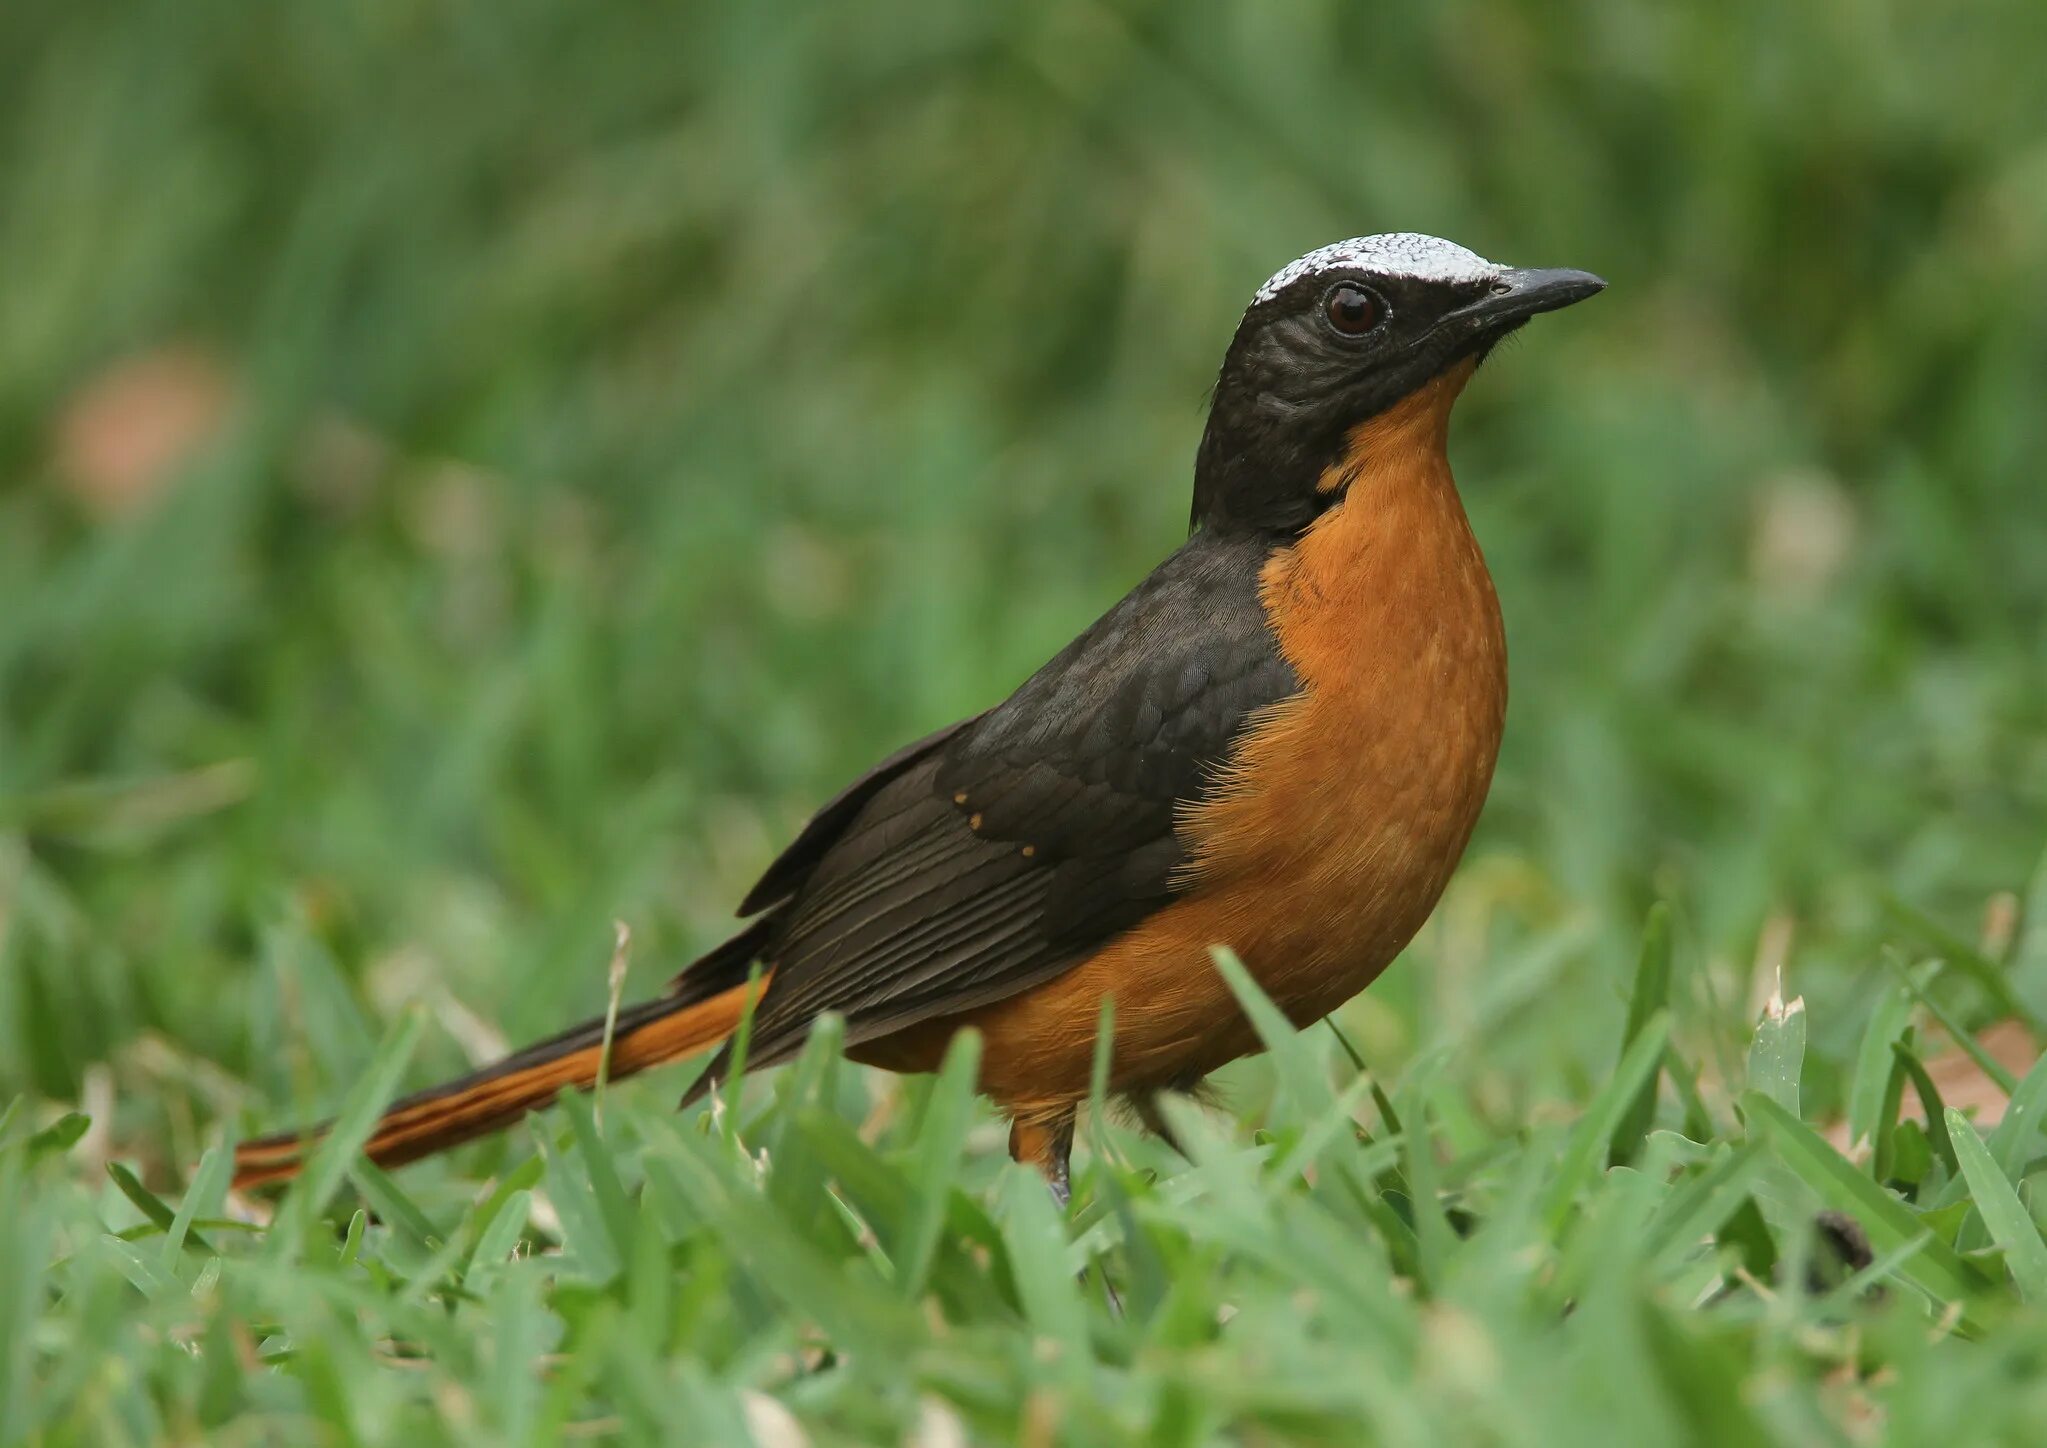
721;528;1299;1069
734;715;983;916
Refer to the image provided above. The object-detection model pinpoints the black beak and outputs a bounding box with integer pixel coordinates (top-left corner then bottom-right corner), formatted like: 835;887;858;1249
1459;267;1607;330
1419;266;1604;366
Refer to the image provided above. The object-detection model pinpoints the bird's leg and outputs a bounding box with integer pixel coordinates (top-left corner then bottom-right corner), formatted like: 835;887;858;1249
1008;1109;1076;1210
1010;1107;1123;1317
1132;1091;1190;1161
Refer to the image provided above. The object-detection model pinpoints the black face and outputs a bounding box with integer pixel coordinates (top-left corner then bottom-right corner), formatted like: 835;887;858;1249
1190;256;1604;533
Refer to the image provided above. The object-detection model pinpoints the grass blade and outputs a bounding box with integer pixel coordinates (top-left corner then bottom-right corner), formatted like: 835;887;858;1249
536;1121;622;1282
1885;896;2044;1032
767;1011;846;1218
105;1163;175;1233
1542;1012;1670;1235
96;1235;182;1299
337;1207;367;1268
1400;1088;1455;1292
996;1168;1088;1373
1847;976;1914;1150
1212;947;1332;1115
1611;905;1673;1166
1747;991;1805;1116
1891;1042;1960;1179
467;1191;532;1284
1895;962;2019;1095
1644;1139;1768;1257
25;1113;89;1163
558;1089;637;1262
1662;1043;1718;1142
1987;1049;2047;1177
269;1007;424;1255
1742;1091;1987;1305
349;1157;443;1251
897;1027;981;1297
1946;1107;2047;1300
1871;1042;1912;1185
717;963;765;1144
165;1141;231;1264
460;1156;546;1274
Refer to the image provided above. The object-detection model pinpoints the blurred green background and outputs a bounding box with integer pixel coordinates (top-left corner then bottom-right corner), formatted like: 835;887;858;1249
2;0;2045;1174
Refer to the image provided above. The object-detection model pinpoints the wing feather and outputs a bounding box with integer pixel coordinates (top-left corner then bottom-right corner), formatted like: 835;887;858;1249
713;528;1299;1073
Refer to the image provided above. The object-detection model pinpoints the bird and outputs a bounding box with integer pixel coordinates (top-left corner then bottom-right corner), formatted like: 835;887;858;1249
232;233;1604;1200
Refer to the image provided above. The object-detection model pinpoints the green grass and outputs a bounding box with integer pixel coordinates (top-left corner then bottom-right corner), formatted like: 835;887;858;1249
4;0;2047;1441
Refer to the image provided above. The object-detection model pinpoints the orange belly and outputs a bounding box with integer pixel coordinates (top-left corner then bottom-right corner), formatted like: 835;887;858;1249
853;365;1505;1117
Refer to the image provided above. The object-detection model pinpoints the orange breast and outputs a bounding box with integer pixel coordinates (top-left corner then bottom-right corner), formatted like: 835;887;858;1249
853;362;1506;1114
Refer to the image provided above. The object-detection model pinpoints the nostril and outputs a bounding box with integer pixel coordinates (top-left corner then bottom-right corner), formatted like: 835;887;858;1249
1489;279;1514;296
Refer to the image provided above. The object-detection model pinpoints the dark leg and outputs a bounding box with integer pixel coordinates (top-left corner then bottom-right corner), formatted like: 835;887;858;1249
1008;1110;1076;1209
1132;1092;1191;1161
1010;1108;1121;1316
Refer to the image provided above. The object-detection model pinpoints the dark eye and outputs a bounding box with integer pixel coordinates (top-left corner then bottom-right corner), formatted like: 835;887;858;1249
1323;283;1384;336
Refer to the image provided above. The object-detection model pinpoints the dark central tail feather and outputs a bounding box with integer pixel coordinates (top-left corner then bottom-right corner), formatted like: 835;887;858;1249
232;921;775;1189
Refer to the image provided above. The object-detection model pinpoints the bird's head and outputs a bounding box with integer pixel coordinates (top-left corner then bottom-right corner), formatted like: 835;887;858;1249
1192;233;1604;533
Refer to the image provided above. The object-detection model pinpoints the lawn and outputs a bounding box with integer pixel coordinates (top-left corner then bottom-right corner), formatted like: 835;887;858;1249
4;1;2047;1442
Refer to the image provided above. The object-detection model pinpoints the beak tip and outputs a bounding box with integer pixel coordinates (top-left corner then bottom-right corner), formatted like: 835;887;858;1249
1543;268;1607;301
1504;266;1608;315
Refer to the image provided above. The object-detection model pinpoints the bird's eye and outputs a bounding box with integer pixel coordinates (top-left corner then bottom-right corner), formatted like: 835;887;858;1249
1323;283;1384;336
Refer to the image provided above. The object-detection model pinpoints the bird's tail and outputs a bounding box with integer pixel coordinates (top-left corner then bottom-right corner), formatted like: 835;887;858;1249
232;952;771;1190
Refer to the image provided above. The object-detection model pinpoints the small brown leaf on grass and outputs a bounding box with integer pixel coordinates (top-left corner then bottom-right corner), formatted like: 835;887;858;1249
1923;1020;2035;1126
1824;1018;2036;1149
54;345;232;518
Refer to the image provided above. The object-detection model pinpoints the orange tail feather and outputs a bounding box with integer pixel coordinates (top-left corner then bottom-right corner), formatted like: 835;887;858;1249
232;974;768;1189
